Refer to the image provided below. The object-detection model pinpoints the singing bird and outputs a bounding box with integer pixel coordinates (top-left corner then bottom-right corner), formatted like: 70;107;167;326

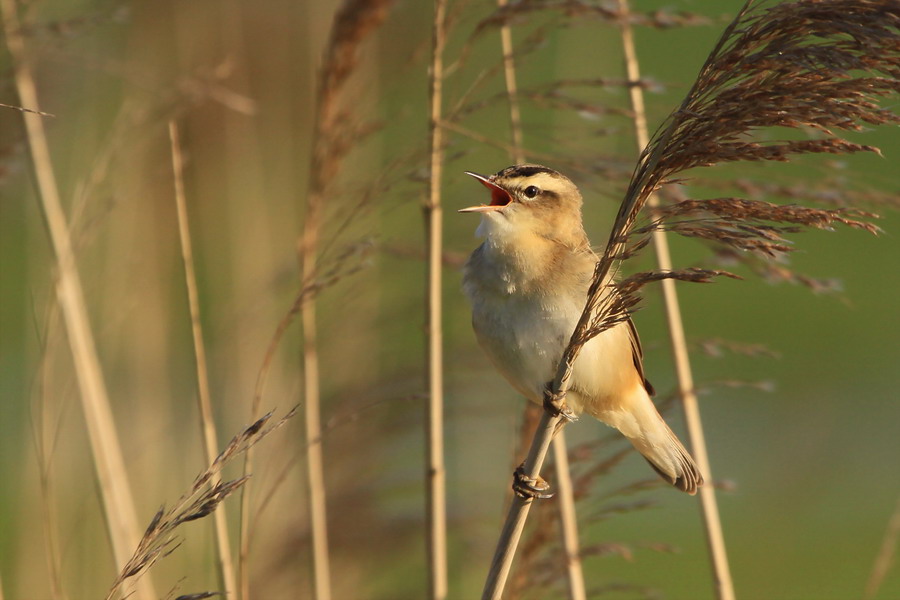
460;164;703;494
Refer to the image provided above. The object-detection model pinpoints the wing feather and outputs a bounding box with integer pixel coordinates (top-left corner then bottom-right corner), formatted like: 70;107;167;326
627;318;655;396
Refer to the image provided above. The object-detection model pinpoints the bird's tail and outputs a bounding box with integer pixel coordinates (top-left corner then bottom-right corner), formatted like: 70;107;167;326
628;409;704;495
591;392;703;494
582;386;704;494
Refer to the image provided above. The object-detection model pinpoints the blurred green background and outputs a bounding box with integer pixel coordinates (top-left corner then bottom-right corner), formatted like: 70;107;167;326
1;0;898;598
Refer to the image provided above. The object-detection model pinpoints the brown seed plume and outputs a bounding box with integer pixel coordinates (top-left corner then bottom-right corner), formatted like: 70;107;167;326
583;0;899;341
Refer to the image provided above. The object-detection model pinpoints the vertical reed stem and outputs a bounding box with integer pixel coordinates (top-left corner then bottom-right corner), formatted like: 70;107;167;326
426;0;448;597
497;0;524;163
169;121;238;597
551;430;586;600
237;2;388;596
483;413;562;600
616;4;735;600
495;5;586;596
0;2;155;598
300;196;332;600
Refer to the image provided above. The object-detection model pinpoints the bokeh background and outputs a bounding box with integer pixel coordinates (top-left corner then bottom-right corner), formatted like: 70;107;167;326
1;0;898;598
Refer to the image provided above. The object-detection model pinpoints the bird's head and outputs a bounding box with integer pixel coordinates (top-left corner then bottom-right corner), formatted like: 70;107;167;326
459;164;585;245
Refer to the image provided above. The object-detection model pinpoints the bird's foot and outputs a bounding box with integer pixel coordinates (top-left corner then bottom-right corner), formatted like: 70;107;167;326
543;386;577;423
512;463;553;500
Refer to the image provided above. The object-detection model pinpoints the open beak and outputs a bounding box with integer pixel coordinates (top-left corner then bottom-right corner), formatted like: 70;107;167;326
459;171;513;213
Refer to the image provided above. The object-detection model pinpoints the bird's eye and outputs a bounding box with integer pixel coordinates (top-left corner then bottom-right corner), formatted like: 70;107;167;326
523;185;540;199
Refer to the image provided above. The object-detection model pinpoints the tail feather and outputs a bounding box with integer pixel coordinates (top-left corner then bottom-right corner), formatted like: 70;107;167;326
637;420;703;495
580;387;705;494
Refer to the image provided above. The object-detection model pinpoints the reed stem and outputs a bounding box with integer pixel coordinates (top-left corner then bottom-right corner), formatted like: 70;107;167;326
482;412;562;599
497;0;524;164
426;0;449;597
494;5;586;596
616;3;735;599
169;121;238;598
300;208;332;600
0;1;155;598
551;431;586;600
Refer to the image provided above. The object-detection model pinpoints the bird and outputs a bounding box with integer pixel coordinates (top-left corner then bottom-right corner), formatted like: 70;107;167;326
460;164;703;495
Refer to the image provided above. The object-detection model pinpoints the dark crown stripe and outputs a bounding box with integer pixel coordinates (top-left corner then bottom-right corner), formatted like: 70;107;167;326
497;164;560;179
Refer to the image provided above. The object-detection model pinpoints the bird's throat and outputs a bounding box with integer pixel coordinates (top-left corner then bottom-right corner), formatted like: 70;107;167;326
478;226;569;294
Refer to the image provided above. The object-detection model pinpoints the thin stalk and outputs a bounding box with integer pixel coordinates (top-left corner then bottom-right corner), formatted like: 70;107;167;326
483;412;563;600
497;0;524;164
494;6;585;597
481;38;669;589
0;2;155;599
104;410;294;600
169;121;237;598
498;0;531;514
300;187;332;600
437;119;561;164
33;304;68;600
238;427;254;597
616;3;735;600
36;427;66;600
238;2;389;595
426;0;448;598
864;493;900;599
482;254;611;597
551;431;586;600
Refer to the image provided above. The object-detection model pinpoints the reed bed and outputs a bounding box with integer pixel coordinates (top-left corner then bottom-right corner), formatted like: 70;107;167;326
0;1;898;599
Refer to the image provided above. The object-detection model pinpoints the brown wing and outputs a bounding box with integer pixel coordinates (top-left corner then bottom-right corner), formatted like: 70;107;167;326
627;318;655;396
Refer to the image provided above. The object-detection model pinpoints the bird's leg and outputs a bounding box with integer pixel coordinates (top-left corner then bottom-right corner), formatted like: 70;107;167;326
510;386;576;501
543;384;577;423
512;463;553;500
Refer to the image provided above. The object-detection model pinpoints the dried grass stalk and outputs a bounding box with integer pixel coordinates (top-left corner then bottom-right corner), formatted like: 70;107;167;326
497;0;525;165
0;1;156;598
483;1;898;596
32;303;68;600
473;2;711;37
299;189;332;600
550;431;586;600
301;1;391;598
169;121;237;598
0;101;54;116
492;4;586;598
483;411;560;600
105;410;295;600
616;2;737;597
585;0;896;343
426;0;449;597
237;2;390;598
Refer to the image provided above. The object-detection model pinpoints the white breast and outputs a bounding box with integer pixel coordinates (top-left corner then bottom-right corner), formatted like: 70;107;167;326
463;214;632;412
469;289;578;403
467;280;638;417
